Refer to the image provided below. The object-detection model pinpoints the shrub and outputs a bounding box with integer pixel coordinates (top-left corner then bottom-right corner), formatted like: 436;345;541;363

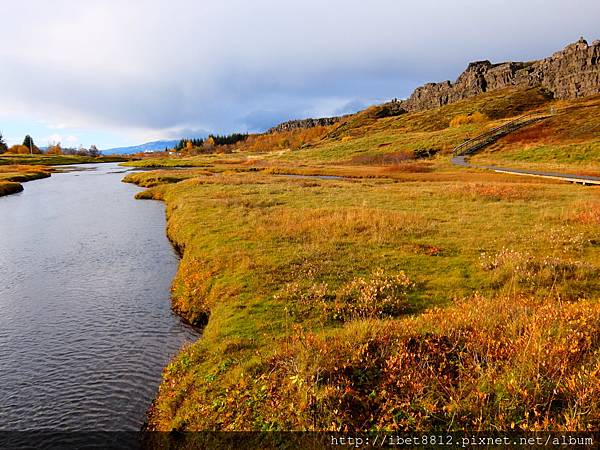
480;247;599;299
572;203;600;225
7;145;30;154
449;112;488;127
278;269;414;323
262;294;600;431
330;269;414;321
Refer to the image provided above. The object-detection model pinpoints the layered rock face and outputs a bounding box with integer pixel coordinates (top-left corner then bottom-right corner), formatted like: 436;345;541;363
400;38;599;112
267;116;344;134
267;39;599;133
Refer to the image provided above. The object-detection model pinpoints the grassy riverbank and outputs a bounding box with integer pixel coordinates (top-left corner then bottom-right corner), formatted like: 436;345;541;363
0;154;129;166
123;87;600;431
125;172;599;431
0;165;51;197
0;154;130;197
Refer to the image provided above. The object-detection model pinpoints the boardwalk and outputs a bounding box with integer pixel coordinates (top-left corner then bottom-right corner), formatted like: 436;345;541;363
452;155;600;185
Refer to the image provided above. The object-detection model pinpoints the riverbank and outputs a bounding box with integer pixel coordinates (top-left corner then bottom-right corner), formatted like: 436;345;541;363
0;165;51;197
0;154;133;197
0;154;131;166
125;166;600;431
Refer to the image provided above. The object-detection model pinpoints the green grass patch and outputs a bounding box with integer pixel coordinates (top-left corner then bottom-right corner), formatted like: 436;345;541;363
128;169;599;431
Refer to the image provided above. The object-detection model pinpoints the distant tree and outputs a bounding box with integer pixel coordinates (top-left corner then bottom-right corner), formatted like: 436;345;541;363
46;143;63;155
22;135;40;154
73;146;88;156
0;132;7;154
88;145;100;157
204;136;215;147
210;133;248;146
23;135;34;148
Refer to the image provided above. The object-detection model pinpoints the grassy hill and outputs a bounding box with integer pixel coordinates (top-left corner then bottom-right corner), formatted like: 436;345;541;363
122;86;600;432
471;94;600;174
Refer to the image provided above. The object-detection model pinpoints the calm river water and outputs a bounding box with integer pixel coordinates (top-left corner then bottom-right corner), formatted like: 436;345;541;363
0;163;198;430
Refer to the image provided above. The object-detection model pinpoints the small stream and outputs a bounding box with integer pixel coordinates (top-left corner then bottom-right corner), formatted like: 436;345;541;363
0;163;198;430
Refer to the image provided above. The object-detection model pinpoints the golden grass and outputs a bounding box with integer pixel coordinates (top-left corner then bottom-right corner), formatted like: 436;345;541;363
0;165;51;195
120;87;600;433
0;181;23;196
571;202;600;225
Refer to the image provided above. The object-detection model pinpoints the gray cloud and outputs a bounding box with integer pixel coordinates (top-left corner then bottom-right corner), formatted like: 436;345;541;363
0;0;598;141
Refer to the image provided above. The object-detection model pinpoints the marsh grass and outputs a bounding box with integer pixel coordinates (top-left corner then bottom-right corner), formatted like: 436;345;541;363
0;181;24;196
0;154;126;166
123;167;600;432
120;87;600;432
0;165;51;196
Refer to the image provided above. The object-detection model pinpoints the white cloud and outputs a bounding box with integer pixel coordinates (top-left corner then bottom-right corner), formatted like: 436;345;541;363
0;0;598;141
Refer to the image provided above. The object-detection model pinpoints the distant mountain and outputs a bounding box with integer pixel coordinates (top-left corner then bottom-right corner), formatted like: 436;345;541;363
103;140;180;155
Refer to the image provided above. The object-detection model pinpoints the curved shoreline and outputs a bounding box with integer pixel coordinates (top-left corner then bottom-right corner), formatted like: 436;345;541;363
0;171;51;197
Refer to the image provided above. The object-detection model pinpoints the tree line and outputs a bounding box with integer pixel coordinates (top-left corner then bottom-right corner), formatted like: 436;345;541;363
0;133;100;157
174;133;248;151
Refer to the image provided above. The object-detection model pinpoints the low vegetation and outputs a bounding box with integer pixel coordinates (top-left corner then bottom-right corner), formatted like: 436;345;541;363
0;153;127;166
0;165;51;197
472;95;600;174
0;181;24;196
125;165;599;432
118;86;600;432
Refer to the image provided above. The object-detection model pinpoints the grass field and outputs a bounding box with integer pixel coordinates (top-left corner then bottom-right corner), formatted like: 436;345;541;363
120;87;600;432
125;166;599;431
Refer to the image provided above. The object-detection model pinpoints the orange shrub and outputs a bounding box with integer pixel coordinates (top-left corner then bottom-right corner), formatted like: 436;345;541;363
572;202;600;225
46;145;63;155
449;112;488;127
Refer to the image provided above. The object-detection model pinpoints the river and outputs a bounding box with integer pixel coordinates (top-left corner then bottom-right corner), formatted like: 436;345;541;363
0;163;198;430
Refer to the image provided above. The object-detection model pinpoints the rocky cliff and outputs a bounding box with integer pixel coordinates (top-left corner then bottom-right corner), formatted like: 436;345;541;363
268;38;599;132
398;38;599;112
267;116;346;134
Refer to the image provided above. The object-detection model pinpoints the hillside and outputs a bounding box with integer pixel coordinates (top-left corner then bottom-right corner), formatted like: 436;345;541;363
259;38;598;137
116;38;600;434
470;94;600;174
122;96;599;434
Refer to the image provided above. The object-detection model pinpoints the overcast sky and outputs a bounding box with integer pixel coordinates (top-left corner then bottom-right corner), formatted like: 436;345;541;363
0;0;598;149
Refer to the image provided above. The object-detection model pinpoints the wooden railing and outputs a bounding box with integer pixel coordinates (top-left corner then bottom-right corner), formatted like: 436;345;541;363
453;113;550;157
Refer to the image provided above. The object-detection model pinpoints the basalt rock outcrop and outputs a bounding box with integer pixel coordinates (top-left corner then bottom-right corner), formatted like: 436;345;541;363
397;37;599;112
268;38;599;132
267;116;346;134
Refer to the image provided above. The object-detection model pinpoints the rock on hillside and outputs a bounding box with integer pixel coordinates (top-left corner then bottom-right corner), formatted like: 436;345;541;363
267;116;347;134
398;38;599;112
267;38;599;132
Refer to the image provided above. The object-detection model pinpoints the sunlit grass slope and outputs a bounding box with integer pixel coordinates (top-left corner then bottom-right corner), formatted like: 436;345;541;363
121;86;600;432
471;95;600;174
125;168;600;431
